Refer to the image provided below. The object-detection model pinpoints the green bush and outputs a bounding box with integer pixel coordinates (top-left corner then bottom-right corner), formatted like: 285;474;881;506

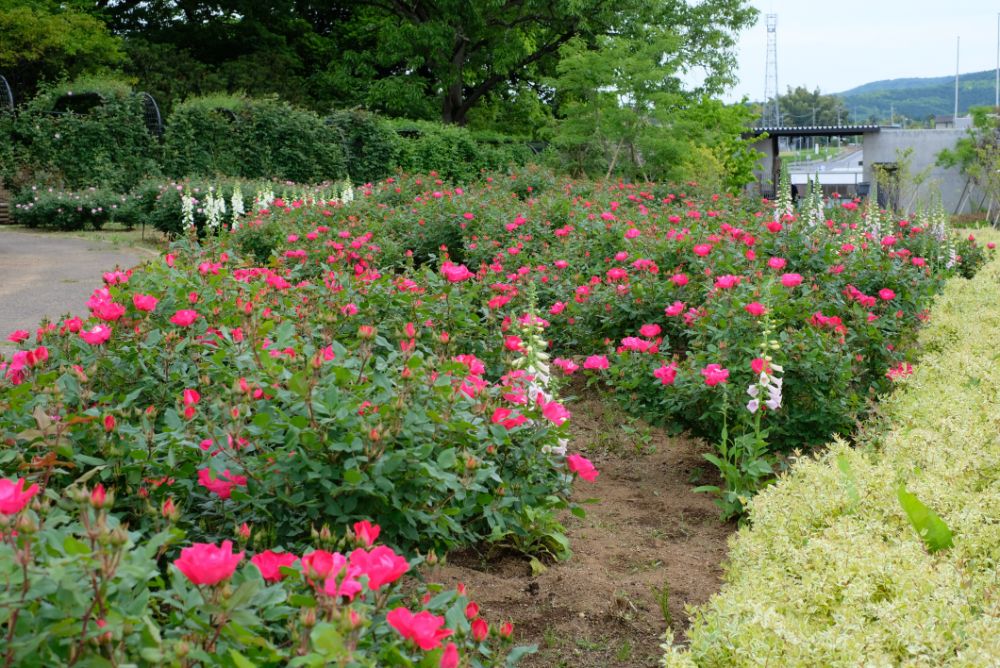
162;95;347;183
325;109;401;185
12;185;140;230
662;229;1000;666
11;77;160;191
388;120;533;182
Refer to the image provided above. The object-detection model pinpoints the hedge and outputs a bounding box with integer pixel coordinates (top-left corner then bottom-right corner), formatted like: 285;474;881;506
161;95;348;183
10;78;159;191
661;229;1000;667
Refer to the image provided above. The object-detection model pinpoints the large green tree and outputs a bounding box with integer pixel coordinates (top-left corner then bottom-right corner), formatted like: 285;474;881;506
89;0;755;130
546;0;757;187
775;85;848;127
0;0;123;99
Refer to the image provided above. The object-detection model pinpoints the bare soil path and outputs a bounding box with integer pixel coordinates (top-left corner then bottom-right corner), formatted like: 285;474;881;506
429;391;735;667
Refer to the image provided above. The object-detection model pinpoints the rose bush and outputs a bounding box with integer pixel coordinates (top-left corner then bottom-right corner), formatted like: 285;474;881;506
221;172;987;515
0;485;528;667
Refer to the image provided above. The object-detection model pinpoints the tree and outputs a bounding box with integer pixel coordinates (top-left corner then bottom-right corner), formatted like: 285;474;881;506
90;0;755;129
775;86;848;126
0;0;123;99
546;1;758;188
937;106;1000;224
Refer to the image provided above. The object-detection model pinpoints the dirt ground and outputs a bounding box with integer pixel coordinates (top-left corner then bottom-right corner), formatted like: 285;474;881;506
428;391;736;667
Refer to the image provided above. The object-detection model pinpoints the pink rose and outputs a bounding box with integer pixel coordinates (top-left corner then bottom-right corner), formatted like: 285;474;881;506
780;273;803;288
79;324;112;345
352;520;381;548
173;540;244;585
653;362;678;386
250;550;298;582
386;607;453;650
566;454;599;481
0;478;40;515
701;363;729;386
197;468;247;499
170;310;199;327
132;294;159;312
349;545;409;589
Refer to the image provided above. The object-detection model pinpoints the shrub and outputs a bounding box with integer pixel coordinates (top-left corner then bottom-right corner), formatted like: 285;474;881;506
11;77;160;191
162;95;347;183
325;109;401;185
224;173;987;517
12;185;140;230
0;221;579;554
0;488;530;666
662;230;1000;666
388;120;533;183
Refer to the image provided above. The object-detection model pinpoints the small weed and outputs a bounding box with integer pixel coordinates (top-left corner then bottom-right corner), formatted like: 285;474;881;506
542;625;561;649
652;581;672;627
616;639;633;662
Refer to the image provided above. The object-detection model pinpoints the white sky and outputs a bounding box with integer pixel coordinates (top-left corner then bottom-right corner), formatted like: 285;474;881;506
722;0;1000;102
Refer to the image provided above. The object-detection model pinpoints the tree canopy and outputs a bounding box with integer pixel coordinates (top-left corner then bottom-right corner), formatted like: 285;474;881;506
30;0;757;132
776;86;848;127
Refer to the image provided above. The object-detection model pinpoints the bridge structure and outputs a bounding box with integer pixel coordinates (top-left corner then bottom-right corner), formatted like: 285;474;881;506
744;125;880;198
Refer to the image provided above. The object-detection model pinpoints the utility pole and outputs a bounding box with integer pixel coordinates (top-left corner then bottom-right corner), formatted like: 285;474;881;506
955;36;960;119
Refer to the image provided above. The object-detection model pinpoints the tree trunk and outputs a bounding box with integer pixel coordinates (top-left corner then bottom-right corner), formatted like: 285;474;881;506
442;38;468;125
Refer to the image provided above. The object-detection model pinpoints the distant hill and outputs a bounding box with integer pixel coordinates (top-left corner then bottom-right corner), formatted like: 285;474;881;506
837;69;997;123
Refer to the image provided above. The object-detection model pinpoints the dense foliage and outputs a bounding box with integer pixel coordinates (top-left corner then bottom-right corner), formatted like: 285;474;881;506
0;1;762;187
1;491;528;666
8;78;159;191
161;96;348;183
662;230;1000;666
15;170;981;516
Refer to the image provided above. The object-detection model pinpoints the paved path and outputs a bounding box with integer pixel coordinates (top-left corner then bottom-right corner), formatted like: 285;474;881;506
0;229;149;346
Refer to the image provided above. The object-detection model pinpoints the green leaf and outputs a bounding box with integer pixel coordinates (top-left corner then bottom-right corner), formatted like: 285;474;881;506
836;454;860;508
63;535;92;556
310;622;347;659
343;469;363;485
437;448;456;469
897;484;954;553
229;650;257;668
506;644;539;666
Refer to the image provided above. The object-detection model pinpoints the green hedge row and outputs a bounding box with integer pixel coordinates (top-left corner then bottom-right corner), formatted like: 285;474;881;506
0;79;534;194
662;229;1000;666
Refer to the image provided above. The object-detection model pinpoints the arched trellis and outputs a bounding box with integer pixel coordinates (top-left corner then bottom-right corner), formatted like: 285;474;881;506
138;91;163;137
52;91;105;115
213;107;239;123
46;89;166;138
0;75;14;113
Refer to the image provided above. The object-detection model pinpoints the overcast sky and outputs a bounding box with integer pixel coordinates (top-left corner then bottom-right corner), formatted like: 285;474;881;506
722;1;1000;102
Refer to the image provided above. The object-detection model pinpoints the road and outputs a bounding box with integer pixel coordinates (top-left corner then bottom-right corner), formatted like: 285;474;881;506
789;146;864;173
0;228;148;348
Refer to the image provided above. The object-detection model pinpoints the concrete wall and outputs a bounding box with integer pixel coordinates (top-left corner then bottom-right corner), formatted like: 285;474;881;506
862;128;979;214
750;136;777;196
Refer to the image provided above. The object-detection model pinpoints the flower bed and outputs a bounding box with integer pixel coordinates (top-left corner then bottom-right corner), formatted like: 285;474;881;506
0;486;525;666
227;173;989;514
661;229;1000;667
0;171;991;664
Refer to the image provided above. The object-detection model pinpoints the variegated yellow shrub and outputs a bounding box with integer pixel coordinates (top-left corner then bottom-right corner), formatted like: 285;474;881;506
663;230;1000;667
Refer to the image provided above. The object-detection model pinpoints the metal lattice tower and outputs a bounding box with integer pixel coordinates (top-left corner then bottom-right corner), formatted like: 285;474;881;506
762;14;781;127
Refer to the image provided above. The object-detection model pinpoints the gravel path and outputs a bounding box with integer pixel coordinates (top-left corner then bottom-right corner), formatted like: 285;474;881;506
0;229;149;346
